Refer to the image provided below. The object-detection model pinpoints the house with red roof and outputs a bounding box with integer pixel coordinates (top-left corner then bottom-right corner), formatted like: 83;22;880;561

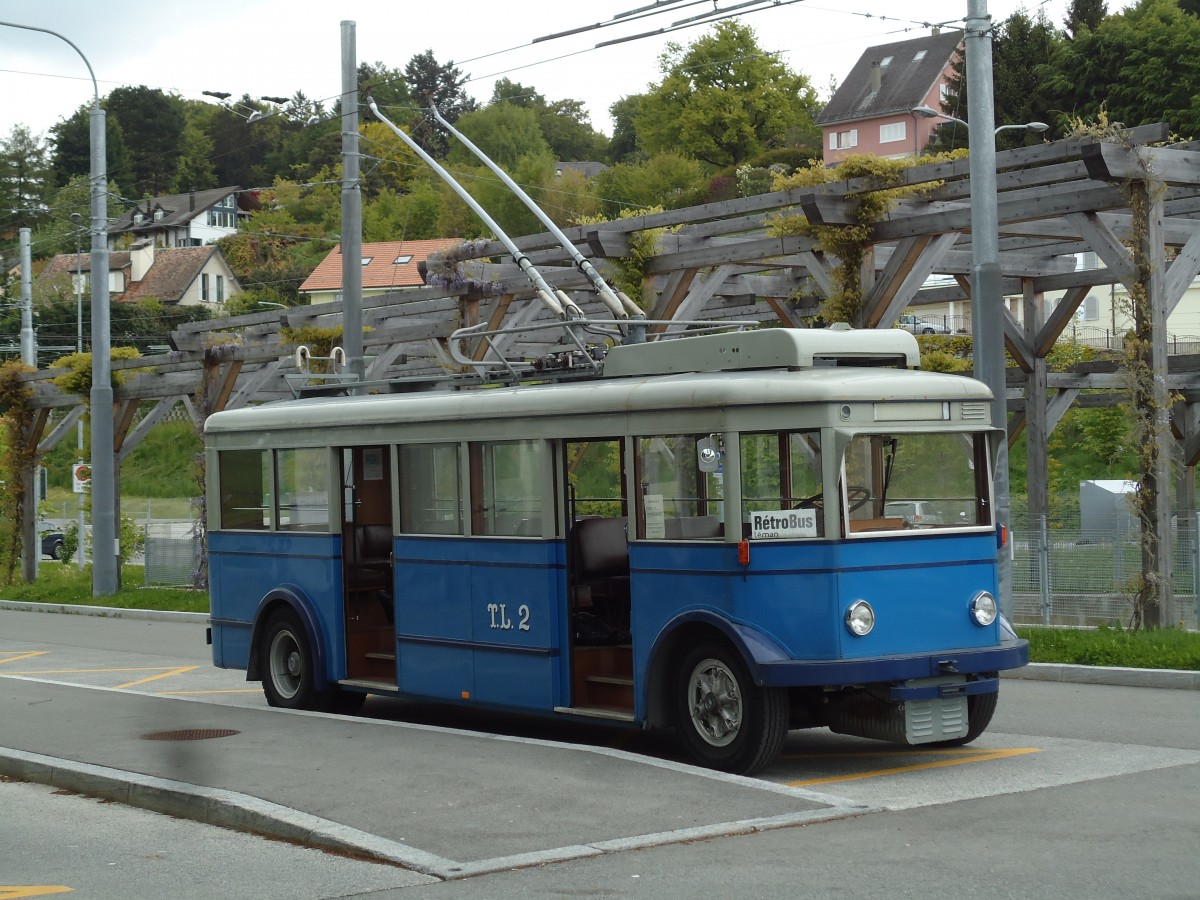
37;240;241;307
817;29;963;163
300;239;461;305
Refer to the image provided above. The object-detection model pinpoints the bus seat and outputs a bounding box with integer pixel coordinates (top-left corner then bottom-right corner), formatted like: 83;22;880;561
574;516;629;582
663;515;723;540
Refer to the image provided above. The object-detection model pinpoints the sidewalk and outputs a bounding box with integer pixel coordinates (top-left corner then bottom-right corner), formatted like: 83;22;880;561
0;676;866;881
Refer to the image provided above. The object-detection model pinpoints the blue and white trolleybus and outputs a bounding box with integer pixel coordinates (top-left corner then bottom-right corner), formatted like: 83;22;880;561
205;326;1028;774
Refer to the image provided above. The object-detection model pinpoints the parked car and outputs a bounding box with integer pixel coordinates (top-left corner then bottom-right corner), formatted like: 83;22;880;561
40;529;64;560
896;313;952;335
883;500;945;527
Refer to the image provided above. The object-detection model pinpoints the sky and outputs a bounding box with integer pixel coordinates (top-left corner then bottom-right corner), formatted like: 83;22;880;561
1;0;1082;144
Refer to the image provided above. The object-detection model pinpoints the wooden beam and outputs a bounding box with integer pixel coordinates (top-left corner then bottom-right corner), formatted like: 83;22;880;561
1066;212;1136;283
36;406;83;456
118;396;182;463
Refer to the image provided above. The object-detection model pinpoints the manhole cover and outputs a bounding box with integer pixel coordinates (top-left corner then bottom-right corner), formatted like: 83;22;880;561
141;728;240;742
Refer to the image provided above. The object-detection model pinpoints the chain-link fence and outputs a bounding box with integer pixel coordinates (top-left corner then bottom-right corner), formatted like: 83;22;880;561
1011;516;1200;630
143;522;202;587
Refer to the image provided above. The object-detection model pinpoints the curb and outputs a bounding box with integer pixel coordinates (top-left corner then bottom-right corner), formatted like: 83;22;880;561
0;599;208;624
1004;661;1200;690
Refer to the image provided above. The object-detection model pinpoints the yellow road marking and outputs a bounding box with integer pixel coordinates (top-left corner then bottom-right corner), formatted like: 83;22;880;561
0;888;73;898
3;666;185;676
156;689;261;695
787;747;1041;787
0;651;51;665
116;666;198;689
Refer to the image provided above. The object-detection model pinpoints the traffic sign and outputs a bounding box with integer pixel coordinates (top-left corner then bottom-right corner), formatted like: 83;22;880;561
72;463;91;494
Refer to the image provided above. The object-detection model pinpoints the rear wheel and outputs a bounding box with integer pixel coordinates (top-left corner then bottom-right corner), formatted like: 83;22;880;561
50;540;63;560
674;640;788;775
262;610;321;709
930;689;998;747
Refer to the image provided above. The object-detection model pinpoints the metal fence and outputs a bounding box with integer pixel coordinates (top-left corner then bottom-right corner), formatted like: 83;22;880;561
143;522;202;587
1011;518;1200;630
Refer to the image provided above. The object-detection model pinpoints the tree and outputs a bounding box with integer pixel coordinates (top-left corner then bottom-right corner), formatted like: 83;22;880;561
362;179;443;242
929;10;1061;152
590;152;707;217
634;21;821;169
403;50;478;157
1047;0;1200;138
607;96;644;163
172;108;217;194
448;104;552;170
31;173;123;259
49;105;133;195
104;86;188;196
0;126;51;239
1065;0;1108;36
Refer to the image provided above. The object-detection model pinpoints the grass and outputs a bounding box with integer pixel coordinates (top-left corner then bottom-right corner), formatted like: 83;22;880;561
4;566;1199;671
1018;625;1200;671
0;563;208;614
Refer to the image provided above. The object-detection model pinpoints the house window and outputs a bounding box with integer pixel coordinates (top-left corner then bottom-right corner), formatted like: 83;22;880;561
879;55;893;68
393;255;413;265
153;208;164;221
940;83;951;104
913;49;927;61
216;275;225;303
361;257;373;266
133;212;144;225
201;273;210;302
830;129;858;151
879;122;907;144
1083;296;1100;321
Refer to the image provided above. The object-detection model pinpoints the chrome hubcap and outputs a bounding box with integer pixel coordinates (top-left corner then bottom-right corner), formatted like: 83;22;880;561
687;658;741;747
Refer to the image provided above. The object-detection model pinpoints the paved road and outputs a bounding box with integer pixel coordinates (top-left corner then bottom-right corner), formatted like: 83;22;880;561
2;608;1198;899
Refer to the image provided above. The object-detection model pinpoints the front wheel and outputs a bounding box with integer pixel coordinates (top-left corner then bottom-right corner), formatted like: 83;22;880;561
262;610;322;709
674;641;788;775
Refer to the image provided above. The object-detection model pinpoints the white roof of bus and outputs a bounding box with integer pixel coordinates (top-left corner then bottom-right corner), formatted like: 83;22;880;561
205;365;991;435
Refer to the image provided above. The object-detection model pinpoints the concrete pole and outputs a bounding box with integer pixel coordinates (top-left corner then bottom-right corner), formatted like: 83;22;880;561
340;20;364;388
965;0;1012;616
19;228;34;365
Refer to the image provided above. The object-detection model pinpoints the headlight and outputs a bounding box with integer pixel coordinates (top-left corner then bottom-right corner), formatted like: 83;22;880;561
971;591;998;626
845;600;875;636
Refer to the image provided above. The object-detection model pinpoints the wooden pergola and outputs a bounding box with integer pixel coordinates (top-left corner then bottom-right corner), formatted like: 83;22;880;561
17;123;1200;621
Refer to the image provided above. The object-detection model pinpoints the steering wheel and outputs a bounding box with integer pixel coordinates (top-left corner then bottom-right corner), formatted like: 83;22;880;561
845;486;871;512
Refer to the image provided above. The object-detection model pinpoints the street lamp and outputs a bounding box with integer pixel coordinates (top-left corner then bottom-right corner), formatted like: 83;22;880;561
70;212;86;572
1;20;116;595
910;105;1049;137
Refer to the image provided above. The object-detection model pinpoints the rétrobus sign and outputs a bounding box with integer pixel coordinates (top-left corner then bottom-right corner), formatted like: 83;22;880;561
749;509;817;539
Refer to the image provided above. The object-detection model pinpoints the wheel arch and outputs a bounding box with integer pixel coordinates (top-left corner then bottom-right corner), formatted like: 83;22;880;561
246;585;331;690
642;610;790;729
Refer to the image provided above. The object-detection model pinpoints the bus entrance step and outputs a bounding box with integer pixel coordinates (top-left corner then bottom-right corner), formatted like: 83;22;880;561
554;705;635;722
365;653;396;661
584;674;634;708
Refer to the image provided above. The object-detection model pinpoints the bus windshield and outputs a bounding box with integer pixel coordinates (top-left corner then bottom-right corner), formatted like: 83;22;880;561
845;431;990;532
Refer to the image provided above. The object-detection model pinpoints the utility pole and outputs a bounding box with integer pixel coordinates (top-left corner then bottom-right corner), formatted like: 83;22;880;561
19;227;34;366
341;20;364;388
965;0;1012;615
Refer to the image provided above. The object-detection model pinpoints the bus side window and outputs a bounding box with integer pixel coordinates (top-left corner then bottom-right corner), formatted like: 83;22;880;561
635;434;723;539
217;449;270;530
469;440;543;536
741;431;823;538
399;443;462;535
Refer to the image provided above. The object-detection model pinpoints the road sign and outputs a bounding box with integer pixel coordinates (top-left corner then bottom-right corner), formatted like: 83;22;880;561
72;463;91;494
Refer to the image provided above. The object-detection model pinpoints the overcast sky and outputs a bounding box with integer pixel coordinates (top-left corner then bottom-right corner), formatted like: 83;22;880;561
3;0;1081;144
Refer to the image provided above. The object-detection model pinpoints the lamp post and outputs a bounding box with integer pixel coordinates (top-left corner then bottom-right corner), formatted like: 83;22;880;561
1;21;115;595
70;212;86;571
911;105;1049;138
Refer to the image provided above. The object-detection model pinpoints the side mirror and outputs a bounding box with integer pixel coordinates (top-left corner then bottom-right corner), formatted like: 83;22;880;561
696;436;721;473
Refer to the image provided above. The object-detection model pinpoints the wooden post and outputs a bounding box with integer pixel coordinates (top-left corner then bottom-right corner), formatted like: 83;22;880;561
1023;280;1050;529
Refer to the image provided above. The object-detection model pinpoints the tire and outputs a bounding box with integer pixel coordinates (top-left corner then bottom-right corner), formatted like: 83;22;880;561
929;688;999;747
261;610;322;710
674;640;788;775
921;327;935;335
50;541;63;561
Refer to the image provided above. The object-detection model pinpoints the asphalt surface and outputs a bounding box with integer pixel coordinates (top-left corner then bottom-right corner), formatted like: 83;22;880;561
2;600;1197;885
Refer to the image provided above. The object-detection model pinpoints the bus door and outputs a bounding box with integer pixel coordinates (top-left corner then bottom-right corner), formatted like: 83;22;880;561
340;445;396;685
563;439;634;716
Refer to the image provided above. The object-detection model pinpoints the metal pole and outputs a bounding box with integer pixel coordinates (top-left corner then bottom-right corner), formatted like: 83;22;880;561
1039;514;1051;626
965;0;1012;617
340;20;364;388
74;219;86;572
19;227;34;365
